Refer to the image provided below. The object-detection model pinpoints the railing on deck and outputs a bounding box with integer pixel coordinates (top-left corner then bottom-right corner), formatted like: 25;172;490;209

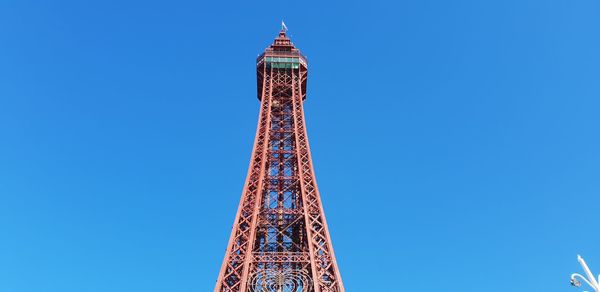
257;51;308;63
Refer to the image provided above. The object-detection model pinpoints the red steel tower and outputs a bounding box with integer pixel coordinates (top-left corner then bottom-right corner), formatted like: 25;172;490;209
214;27;344;292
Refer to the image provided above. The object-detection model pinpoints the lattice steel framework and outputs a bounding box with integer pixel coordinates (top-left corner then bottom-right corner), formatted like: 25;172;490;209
214;28;344;292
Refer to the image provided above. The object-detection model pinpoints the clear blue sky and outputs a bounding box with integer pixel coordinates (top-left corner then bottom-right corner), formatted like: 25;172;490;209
1;0;599;291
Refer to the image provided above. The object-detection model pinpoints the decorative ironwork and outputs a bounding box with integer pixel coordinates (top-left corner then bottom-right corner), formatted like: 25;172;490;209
215;28;344;292
249;268;313;292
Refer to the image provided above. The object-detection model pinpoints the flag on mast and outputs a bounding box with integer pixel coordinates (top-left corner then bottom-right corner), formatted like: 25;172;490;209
281;20;288;32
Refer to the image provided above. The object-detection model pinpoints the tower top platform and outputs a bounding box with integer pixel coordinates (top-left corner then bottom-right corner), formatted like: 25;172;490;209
257;27;308;67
